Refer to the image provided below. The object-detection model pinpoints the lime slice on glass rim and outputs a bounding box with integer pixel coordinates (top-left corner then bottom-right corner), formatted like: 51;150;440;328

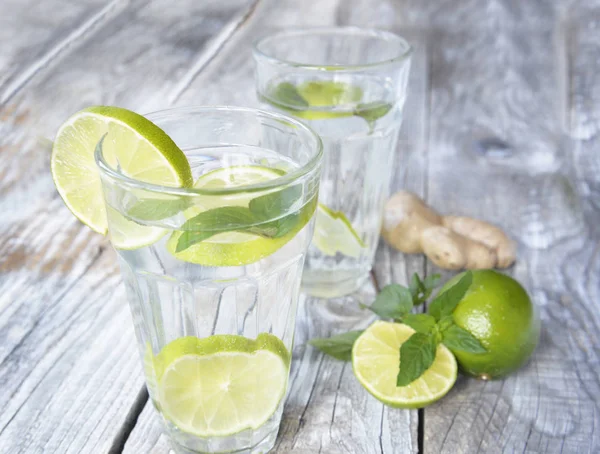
155;333;290;438
352;321;457;409
166;165;313;267
312;203;366;258
51;106;192;249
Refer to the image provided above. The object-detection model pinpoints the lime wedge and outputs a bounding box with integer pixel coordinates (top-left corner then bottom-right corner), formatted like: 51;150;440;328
312;204;365;258
352;321;457;409
166;165;313;266
51;106;192;247
157;334;290;437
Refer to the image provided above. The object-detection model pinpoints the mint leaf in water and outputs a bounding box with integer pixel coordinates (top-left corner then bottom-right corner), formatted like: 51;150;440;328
402;313;437;334
269;82;309;108
397;332;437;387
248;185;301;219
309;330;364;361
428;271;473;321
176;206;258;252
175;185;303;252
128;198;190;221
442;323;486;354
365;284;413;320
355;101;392;124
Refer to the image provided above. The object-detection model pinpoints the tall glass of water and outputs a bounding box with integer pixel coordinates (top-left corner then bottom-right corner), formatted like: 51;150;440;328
96;107;322;453
254;27;411;298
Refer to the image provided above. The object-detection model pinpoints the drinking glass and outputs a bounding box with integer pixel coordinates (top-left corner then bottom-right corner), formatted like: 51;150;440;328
96;107;322;454
254;27;412;298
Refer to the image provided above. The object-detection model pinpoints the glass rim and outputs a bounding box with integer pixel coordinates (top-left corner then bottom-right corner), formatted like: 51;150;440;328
253;26;412;72
94;105;323;197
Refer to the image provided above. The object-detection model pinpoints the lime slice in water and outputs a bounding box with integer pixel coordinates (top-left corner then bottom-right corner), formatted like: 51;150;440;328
312;204;365;258
352;321;458;409
167;165;312;267
51;106;192;248
157;334;290;438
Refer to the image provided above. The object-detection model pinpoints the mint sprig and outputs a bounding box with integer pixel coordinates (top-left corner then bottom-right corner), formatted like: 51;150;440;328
175;185;302;252
409;273;441;305
309;270;487;387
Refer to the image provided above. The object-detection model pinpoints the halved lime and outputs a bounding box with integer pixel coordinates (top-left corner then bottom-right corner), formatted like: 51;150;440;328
312;204;365;258
51;106;192;248
352;321;457;409
167;165;313;266
157;334;290;438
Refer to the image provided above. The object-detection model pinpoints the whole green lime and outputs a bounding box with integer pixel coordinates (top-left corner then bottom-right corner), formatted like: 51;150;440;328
440;270;540;380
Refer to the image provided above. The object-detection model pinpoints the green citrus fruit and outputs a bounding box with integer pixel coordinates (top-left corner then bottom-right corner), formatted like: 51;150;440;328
441;270;540;379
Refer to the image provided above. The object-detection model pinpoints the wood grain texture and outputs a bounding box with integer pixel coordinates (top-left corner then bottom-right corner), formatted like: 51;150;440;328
399;0;599;452
3;0;600;453
567;3;600;237
0;0;126;103
0;1;255;453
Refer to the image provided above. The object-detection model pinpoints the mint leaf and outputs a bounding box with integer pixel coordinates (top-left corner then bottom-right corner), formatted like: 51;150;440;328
269;82;308;108
438;315;454;332
442;323;486;354
128;198;190;221
309;330;363;361
176;206;259;252
424;274;441;291
397;332;437;386
402;313;437;334
355;101;392;123
428;271;473;321
409;273;441;305
175;186;303;252
366;284;413;320
249;185;301;220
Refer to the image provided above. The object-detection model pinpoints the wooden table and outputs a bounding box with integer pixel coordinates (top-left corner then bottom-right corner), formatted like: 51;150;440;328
1;0;598;452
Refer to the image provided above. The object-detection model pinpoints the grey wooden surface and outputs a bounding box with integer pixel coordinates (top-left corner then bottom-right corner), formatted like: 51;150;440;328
1;0;598;453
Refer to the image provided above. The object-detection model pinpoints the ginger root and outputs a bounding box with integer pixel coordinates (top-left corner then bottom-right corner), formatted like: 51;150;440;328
381;191;516;270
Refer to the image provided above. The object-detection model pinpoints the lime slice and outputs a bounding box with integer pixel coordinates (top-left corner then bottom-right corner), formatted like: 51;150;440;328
51;106;193;247
157;334;290;437
189;165;283;213
312;204;365;258
352;321;457;409
167;165;313;266
296;81;363;107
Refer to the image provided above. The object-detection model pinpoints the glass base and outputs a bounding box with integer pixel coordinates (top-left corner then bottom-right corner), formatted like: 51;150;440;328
162;402;283;454
169;429;277;454
301;268;371;298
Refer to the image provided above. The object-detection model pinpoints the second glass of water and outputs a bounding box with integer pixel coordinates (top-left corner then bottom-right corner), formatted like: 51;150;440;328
254;27;412;298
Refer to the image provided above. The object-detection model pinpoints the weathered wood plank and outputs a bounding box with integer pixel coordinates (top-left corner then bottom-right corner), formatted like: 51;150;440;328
125;0;419;451
0;1;256;452
0;0;125;102
567;3;600;236
410;1;599;453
